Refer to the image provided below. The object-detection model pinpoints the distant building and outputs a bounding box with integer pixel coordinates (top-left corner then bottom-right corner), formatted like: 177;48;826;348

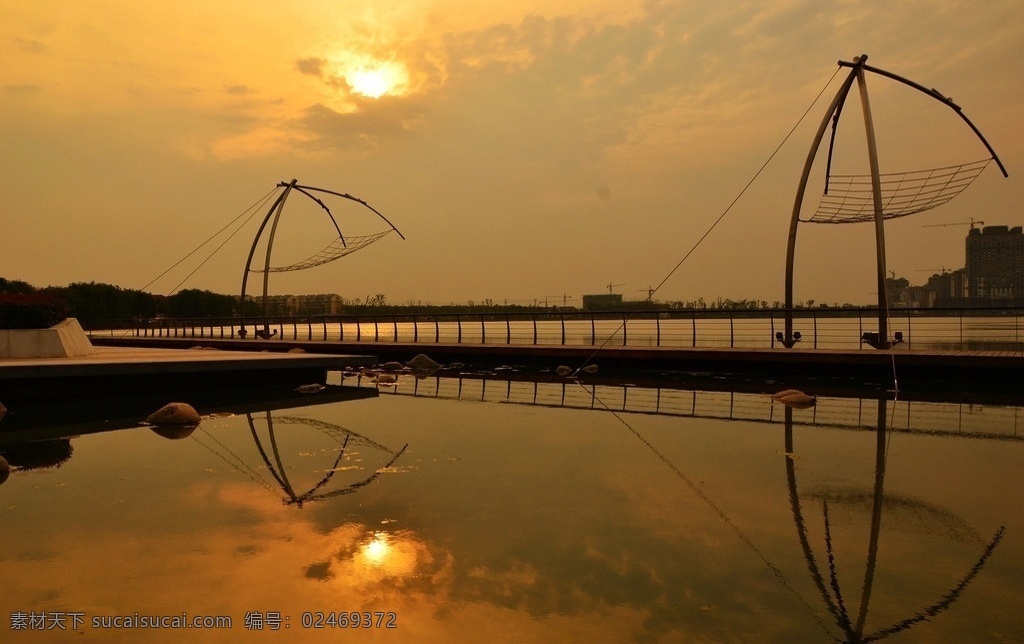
260;295;299;315
243;293;343;315
888;224;1024;307
296;293;343;315
582;293;623;310
965;225;1024;302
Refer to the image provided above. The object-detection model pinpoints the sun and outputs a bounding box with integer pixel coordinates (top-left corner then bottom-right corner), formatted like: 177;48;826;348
344;59;410;99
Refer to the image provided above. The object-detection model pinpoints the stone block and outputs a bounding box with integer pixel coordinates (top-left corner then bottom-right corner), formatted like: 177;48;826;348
0;318;97;359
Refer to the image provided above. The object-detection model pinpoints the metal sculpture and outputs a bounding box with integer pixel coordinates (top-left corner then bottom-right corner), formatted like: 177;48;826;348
239;179;404;338
781;55;1007;349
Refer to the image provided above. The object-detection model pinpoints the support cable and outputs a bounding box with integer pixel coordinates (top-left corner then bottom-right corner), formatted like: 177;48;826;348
572;65;843;376
577;379;836;638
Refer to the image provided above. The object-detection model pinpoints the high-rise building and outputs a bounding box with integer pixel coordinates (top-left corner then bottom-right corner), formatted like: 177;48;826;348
965;225;1024;302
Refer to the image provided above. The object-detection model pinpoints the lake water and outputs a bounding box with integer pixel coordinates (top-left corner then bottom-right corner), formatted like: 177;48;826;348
1;376;1022;643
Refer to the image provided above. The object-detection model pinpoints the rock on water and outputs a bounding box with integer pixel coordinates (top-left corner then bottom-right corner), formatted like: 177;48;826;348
770;390;816;409
407;354;440;370
146;402;201;426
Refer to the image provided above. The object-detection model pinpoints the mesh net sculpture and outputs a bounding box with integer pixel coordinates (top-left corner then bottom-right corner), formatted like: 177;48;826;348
240;180;405;337
782;55;1008;349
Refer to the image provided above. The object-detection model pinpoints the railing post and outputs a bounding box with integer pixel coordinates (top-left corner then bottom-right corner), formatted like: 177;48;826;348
374;319;380;342
771;315;776;348
480;314;486;344
434;316;439;343
413;315;419;343
457;315;462;344
357;318;362;342
622;313;627;346
692;311;697;347
393;316;399;342
656;315;661;347
729;313;734;348
506;317;511;344
532;314;538;344
590;314;596;345
560;313;566;345
813;311;818;349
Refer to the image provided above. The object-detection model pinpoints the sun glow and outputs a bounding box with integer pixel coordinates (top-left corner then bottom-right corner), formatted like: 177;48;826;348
344;59;410;99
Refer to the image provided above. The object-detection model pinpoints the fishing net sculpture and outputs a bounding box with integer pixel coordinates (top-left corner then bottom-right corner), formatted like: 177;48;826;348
781;55;1008;349
240;180;405;337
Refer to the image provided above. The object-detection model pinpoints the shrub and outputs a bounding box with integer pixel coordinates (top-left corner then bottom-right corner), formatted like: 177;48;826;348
0;293;71;329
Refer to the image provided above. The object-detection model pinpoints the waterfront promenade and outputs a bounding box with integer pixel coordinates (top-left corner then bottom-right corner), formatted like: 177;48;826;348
89;334;1024;399
0;344;374;404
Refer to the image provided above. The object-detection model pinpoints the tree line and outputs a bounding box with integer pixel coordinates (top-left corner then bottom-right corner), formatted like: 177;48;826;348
0;278;241;327
1;276;860;328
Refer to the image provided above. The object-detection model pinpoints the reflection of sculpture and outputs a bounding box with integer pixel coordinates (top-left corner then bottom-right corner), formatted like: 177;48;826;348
783;400;1005;642
194;411;407;508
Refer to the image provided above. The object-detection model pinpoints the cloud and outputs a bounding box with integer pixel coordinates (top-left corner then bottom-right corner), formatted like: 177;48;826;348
297;97;429;151
296;56;326;78
15;36;48;54
4;84;42;95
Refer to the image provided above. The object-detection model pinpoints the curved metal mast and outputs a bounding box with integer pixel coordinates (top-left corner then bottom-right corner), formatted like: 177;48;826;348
782;55;1008;349
238;179;405;338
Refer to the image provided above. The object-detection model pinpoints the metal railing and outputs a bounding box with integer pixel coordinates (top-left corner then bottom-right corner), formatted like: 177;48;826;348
85;306;1024;352
369;374;1024;441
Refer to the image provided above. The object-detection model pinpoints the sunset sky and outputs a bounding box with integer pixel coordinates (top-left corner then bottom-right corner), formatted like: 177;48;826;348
2;1;1022;306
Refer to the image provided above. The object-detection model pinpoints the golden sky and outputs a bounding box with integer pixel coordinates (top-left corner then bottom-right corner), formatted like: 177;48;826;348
2;1;1022;305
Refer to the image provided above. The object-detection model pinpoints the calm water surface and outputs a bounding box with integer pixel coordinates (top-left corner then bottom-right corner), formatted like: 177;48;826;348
1;379;1022;643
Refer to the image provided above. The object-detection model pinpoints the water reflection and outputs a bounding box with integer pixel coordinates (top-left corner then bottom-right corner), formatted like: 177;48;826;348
1;374;1020;641
241;412;407;507
0;383;378;476
375;372;1024;442
783;401;1005;642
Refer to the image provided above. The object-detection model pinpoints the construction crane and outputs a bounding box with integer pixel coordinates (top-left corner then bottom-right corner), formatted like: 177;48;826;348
542;294;575;308
637;286;656;300
922;218;984;229
605;282;625;294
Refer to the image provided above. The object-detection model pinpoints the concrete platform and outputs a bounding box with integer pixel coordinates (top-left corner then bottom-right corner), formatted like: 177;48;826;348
90;336;1024;396
0;345;376;405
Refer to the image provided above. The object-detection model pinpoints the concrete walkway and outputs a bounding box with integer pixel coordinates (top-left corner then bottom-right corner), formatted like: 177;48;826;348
0;345;376;404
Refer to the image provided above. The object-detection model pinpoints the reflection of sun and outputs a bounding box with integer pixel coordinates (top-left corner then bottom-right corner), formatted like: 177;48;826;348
361;532;391;564
352;530;421;578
